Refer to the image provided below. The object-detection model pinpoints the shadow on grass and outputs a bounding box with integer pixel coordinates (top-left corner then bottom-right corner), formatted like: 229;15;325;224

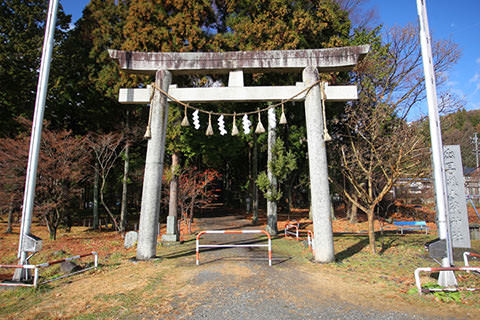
334;234;369;262
334;232;404;262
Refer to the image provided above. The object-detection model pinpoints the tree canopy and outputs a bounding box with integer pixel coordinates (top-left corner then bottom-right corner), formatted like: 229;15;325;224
0;0;463;253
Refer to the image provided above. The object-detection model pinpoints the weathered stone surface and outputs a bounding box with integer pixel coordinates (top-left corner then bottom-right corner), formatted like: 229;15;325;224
118;84;358;104
136;70;172;260
109;45;370;75
162;216;179;242
60;261;80;273
124;231;138;249
444;145;471;248
470;223;480;240
303;67;334;263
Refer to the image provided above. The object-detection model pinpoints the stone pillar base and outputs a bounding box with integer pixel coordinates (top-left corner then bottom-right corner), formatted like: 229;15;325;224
161;234;179;242
162;216;179;242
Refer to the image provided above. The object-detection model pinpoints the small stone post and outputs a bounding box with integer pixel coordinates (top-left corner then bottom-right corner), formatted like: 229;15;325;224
136;70;171;260
303;66;334;263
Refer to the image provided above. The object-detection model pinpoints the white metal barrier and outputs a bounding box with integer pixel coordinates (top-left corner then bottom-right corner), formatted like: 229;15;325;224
196;230;272;266
414;266;480;295
284;223;314;252
307;230;314;251
463;251;480;267
0;252;98;288
284;222;299;240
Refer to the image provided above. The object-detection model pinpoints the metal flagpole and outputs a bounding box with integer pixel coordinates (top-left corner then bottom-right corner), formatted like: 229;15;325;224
14;0;59;281
415;0;456;287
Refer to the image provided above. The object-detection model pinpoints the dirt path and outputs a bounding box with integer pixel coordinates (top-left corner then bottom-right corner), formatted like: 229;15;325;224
169;215;452;320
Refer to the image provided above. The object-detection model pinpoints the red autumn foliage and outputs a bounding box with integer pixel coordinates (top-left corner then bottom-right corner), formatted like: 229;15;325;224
164;167;221;234
0;117;90;239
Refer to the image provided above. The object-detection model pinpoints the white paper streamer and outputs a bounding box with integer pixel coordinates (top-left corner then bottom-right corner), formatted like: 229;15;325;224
218;115;227;135
268;108;276;129
242;114;251;134
193;109;200;130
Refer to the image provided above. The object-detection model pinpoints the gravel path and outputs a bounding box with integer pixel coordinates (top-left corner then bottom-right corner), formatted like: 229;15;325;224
173;215;459;320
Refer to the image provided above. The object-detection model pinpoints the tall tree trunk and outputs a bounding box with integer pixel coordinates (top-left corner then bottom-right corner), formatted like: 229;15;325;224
93;161;99;229
348;194;359;224
266;109;278;235
120;110;130;233
286;173;297;213
252;134;259;224
367;207;376;254
100;179;119;231
6;196;14;233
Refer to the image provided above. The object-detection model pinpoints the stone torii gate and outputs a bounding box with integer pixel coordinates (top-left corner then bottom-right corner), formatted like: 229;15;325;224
109;45;369;263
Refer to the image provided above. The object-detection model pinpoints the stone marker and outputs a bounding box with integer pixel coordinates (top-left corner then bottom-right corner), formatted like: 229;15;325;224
444;145;471;248
162;216;179;242
124;231;138;249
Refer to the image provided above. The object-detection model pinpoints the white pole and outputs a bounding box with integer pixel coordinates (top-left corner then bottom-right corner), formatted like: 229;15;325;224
416;0;456;287
16;0;59;274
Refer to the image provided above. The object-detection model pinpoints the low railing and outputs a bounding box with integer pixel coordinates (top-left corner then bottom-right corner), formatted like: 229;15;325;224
284;222;314;252
463;251;480;267
307;230;314;251
284;222;299;240
414;266;480;295
0;252;98;288
196;230;272;266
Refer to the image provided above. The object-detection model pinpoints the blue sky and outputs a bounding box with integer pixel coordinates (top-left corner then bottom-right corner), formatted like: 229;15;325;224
60;0;480;118
368;0;480;118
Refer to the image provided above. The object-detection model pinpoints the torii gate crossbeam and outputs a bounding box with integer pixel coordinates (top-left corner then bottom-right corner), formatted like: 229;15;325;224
110;46;369;263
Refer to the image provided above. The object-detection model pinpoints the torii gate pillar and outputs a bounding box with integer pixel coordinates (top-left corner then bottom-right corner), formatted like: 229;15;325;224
137;70;171;260
303;67;334;263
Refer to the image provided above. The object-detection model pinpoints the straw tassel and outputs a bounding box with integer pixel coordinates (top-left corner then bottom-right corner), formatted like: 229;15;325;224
324;129;332;142
231;113;239;136
206;112;214;136
255;109;265;133
144;125;151;139
181;105;190;126
320;82;332;142
279;103;287;125
144;103;153;139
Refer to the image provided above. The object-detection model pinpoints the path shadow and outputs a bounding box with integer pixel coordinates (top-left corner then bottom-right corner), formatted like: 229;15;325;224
199;255;291;266
157;237;272;261
196;223;255;231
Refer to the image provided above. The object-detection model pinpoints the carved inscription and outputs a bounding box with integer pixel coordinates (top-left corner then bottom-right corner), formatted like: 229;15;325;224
444;145;471;248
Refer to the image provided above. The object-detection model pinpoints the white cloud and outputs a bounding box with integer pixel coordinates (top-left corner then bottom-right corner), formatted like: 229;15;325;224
477;57;480;64
446;80;458;87
470;73;480;83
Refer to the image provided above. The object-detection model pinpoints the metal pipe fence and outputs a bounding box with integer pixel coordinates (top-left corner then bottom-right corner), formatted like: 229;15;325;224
0;252;98;288
414;266;480;295
196;230;272;266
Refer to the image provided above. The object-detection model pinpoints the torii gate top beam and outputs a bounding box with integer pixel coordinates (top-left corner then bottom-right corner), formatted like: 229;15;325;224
108;45;369;75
